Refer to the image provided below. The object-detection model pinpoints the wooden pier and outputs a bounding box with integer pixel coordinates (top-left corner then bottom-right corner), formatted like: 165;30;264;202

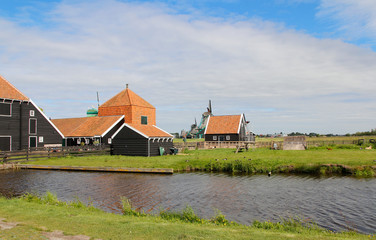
17;165;173;174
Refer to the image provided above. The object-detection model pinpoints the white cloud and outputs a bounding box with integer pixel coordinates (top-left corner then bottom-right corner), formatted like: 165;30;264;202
0;0;375;134
317;0;376;44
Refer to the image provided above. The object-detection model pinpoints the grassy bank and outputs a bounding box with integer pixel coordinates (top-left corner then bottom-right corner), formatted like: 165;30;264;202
0;193;370;240
28;147;376;177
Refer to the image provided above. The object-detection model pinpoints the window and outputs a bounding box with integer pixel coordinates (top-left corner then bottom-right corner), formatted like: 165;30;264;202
0;136;11;151
213;136;217;141
85;139;90;144
108;138;112;144
29;119;37;134
141;116;148;125
29;136;37;148
226;135;230;140
0;103;11;117
30;110;35;117
38;136;44;143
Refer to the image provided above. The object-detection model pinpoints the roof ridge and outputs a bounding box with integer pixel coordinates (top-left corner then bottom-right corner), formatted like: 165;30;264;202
126;88;132;105
0;74;29;101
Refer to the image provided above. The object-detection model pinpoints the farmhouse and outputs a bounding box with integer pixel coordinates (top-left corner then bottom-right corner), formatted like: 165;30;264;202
52;84;173;155
51;115;124;146
204;114;253;142
0;75;64;151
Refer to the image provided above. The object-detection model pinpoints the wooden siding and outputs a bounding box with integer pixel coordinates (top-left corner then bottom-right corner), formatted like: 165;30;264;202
0;100;62;150
111;124;173;156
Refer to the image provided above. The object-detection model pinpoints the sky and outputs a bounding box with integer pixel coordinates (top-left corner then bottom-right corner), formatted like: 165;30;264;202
0;0;375;135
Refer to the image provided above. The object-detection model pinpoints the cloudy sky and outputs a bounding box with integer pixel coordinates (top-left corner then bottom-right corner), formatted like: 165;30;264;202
1;0;375;135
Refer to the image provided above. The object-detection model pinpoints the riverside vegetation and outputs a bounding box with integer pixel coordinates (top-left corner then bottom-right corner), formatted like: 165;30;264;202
28;145;376;177
0;192;372;240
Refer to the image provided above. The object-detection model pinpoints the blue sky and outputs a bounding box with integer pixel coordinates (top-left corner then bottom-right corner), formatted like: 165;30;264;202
1;0;376;134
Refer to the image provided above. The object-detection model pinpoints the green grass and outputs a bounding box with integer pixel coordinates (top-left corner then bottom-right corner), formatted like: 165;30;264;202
0;193;371;240
28;147;376;176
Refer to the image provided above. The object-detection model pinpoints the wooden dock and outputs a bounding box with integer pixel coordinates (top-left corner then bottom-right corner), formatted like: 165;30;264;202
17;165;173;174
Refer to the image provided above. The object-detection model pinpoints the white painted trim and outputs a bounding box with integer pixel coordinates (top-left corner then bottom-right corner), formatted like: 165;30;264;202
29;136;37;148
0;136;12;151
152;125;174;137
29;118;37;135
0;102;12;117
30;100;65;138
101;115;124;137
204;115;211;135
148;139;151;157
111;123;150;139
236;114;244;134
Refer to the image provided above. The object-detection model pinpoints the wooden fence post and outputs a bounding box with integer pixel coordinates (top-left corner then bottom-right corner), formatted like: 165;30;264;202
26;149;29;161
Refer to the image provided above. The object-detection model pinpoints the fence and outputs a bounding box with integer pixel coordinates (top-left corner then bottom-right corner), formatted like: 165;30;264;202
173;138;375;150
0;145;110;164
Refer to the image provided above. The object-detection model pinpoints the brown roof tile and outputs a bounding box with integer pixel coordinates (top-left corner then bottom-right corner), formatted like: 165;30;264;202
100;88;155;109
0;75;29;101
52;116;123;137
205;115;242;134
128;124;172;138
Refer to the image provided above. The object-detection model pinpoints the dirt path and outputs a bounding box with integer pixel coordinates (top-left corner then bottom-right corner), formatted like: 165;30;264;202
0;217;101;240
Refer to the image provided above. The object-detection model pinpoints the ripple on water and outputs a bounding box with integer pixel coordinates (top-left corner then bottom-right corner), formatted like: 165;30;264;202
0;170;375;234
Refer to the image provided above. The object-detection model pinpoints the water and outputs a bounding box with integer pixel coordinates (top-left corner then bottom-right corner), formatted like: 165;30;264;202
0;170;375;234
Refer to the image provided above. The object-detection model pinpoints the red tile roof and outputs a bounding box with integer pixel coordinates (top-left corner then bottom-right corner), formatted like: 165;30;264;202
205;115;242;134
127;124;172;138
0;75;29;101
52;116;123;137
100;88;155;109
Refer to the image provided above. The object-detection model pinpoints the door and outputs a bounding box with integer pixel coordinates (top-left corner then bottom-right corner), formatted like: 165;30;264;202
29;136;37;148
0;136;11;151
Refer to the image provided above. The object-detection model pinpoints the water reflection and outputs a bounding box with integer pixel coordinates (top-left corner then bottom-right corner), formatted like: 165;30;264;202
0;170;374;234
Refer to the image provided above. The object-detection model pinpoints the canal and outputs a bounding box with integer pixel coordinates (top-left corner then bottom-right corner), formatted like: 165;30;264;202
0;170;374;234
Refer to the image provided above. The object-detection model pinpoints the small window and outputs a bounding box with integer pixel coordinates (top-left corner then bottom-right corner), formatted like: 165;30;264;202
141;116;148;125
85;139;90;144
29;119;37;134
39;136;44;143
29;136;37;148
77;139;81;144
108;138;112;144
30;110;35;117
213;136;217;141
226;135;230;140
0;103;11;117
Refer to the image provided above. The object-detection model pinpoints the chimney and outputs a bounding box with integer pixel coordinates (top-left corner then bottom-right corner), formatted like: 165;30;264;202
126;83;129;89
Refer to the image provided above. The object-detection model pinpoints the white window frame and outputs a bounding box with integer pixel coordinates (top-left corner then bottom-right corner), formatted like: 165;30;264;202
0;102;12;117
108;138;112;144
29;136;37;148
39;136;44;143
30;110;35;117
213;136;217;141
141;115;148;125
85;138;90;144
226;135;230;140
29;118;37;135
0;136;12;151
77;139;81;144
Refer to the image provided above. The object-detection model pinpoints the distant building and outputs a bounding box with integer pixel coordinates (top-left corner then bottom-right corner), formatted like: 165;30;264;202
52;84;172;156
204;114;253;142
0;75;63;151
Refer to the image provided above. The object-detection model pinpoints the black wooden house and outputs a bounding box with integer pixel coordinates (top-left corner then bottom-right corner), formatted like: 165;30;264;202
204;114;252;142
0;75;64;151
111;123;173;156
